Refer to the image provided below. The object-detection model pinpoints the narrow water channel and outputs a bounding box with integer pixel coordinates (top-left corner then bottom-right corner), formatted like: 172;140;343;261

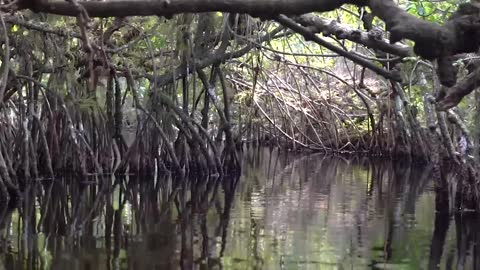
0;147;478;269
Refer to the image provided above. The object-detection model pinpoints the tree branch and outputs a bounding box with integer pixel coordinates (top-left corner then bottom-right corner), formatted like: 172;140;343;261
368;0;480;60
436;66;480;111
4;16;82;38
275;14;401;82
294;14;412;57
142;26;285;87
18;0;363;18
10;0;480;62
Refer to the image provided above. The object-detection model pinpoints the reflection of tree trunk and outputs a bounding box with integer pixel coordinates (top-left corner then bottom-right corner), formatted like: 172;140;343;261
250;218;264;269
383;209;394;260
454;213;479;270
105;193;114;263
383;165;398;261
113;209;122;258
475;224;480;270
445;249;455;270
179;184;193;270
199;214;210;270
427;180;450;270
372;162;385;214
0;205;15;269
455;213;466;270
217;175;240;257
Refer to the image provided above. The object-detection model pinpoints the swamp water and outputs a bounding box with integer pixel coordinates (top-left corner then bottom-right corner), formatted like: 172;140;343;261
0;147;478;270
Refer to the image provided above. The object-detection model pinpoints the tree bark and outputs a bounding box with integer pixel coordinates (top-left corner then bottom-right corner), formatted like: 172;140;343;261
21;0;362;18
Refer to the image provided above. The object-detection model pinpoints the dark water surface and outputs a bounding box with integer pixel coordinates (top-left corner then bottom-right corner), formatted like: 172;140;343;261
0;148;479;269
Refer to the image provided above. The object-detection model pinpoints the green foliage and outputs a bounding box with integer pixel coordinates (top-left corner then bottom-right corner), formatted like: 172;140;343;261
235;91;254;107
150;35;167;49
404;0;464;23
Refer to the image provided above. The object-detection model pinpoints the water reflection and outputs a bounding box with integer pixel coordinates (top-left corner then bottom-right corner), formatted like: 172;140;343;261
0;147;478;269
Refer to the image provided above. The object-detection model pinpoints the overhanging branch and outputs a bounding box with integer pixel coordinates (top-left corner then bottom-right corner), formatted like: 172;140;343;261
368;0;480;60
11;0;480;109
5;16;81;38
17;0;363;18
275;14;401;82
294;14;412;57
436;66;480;111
